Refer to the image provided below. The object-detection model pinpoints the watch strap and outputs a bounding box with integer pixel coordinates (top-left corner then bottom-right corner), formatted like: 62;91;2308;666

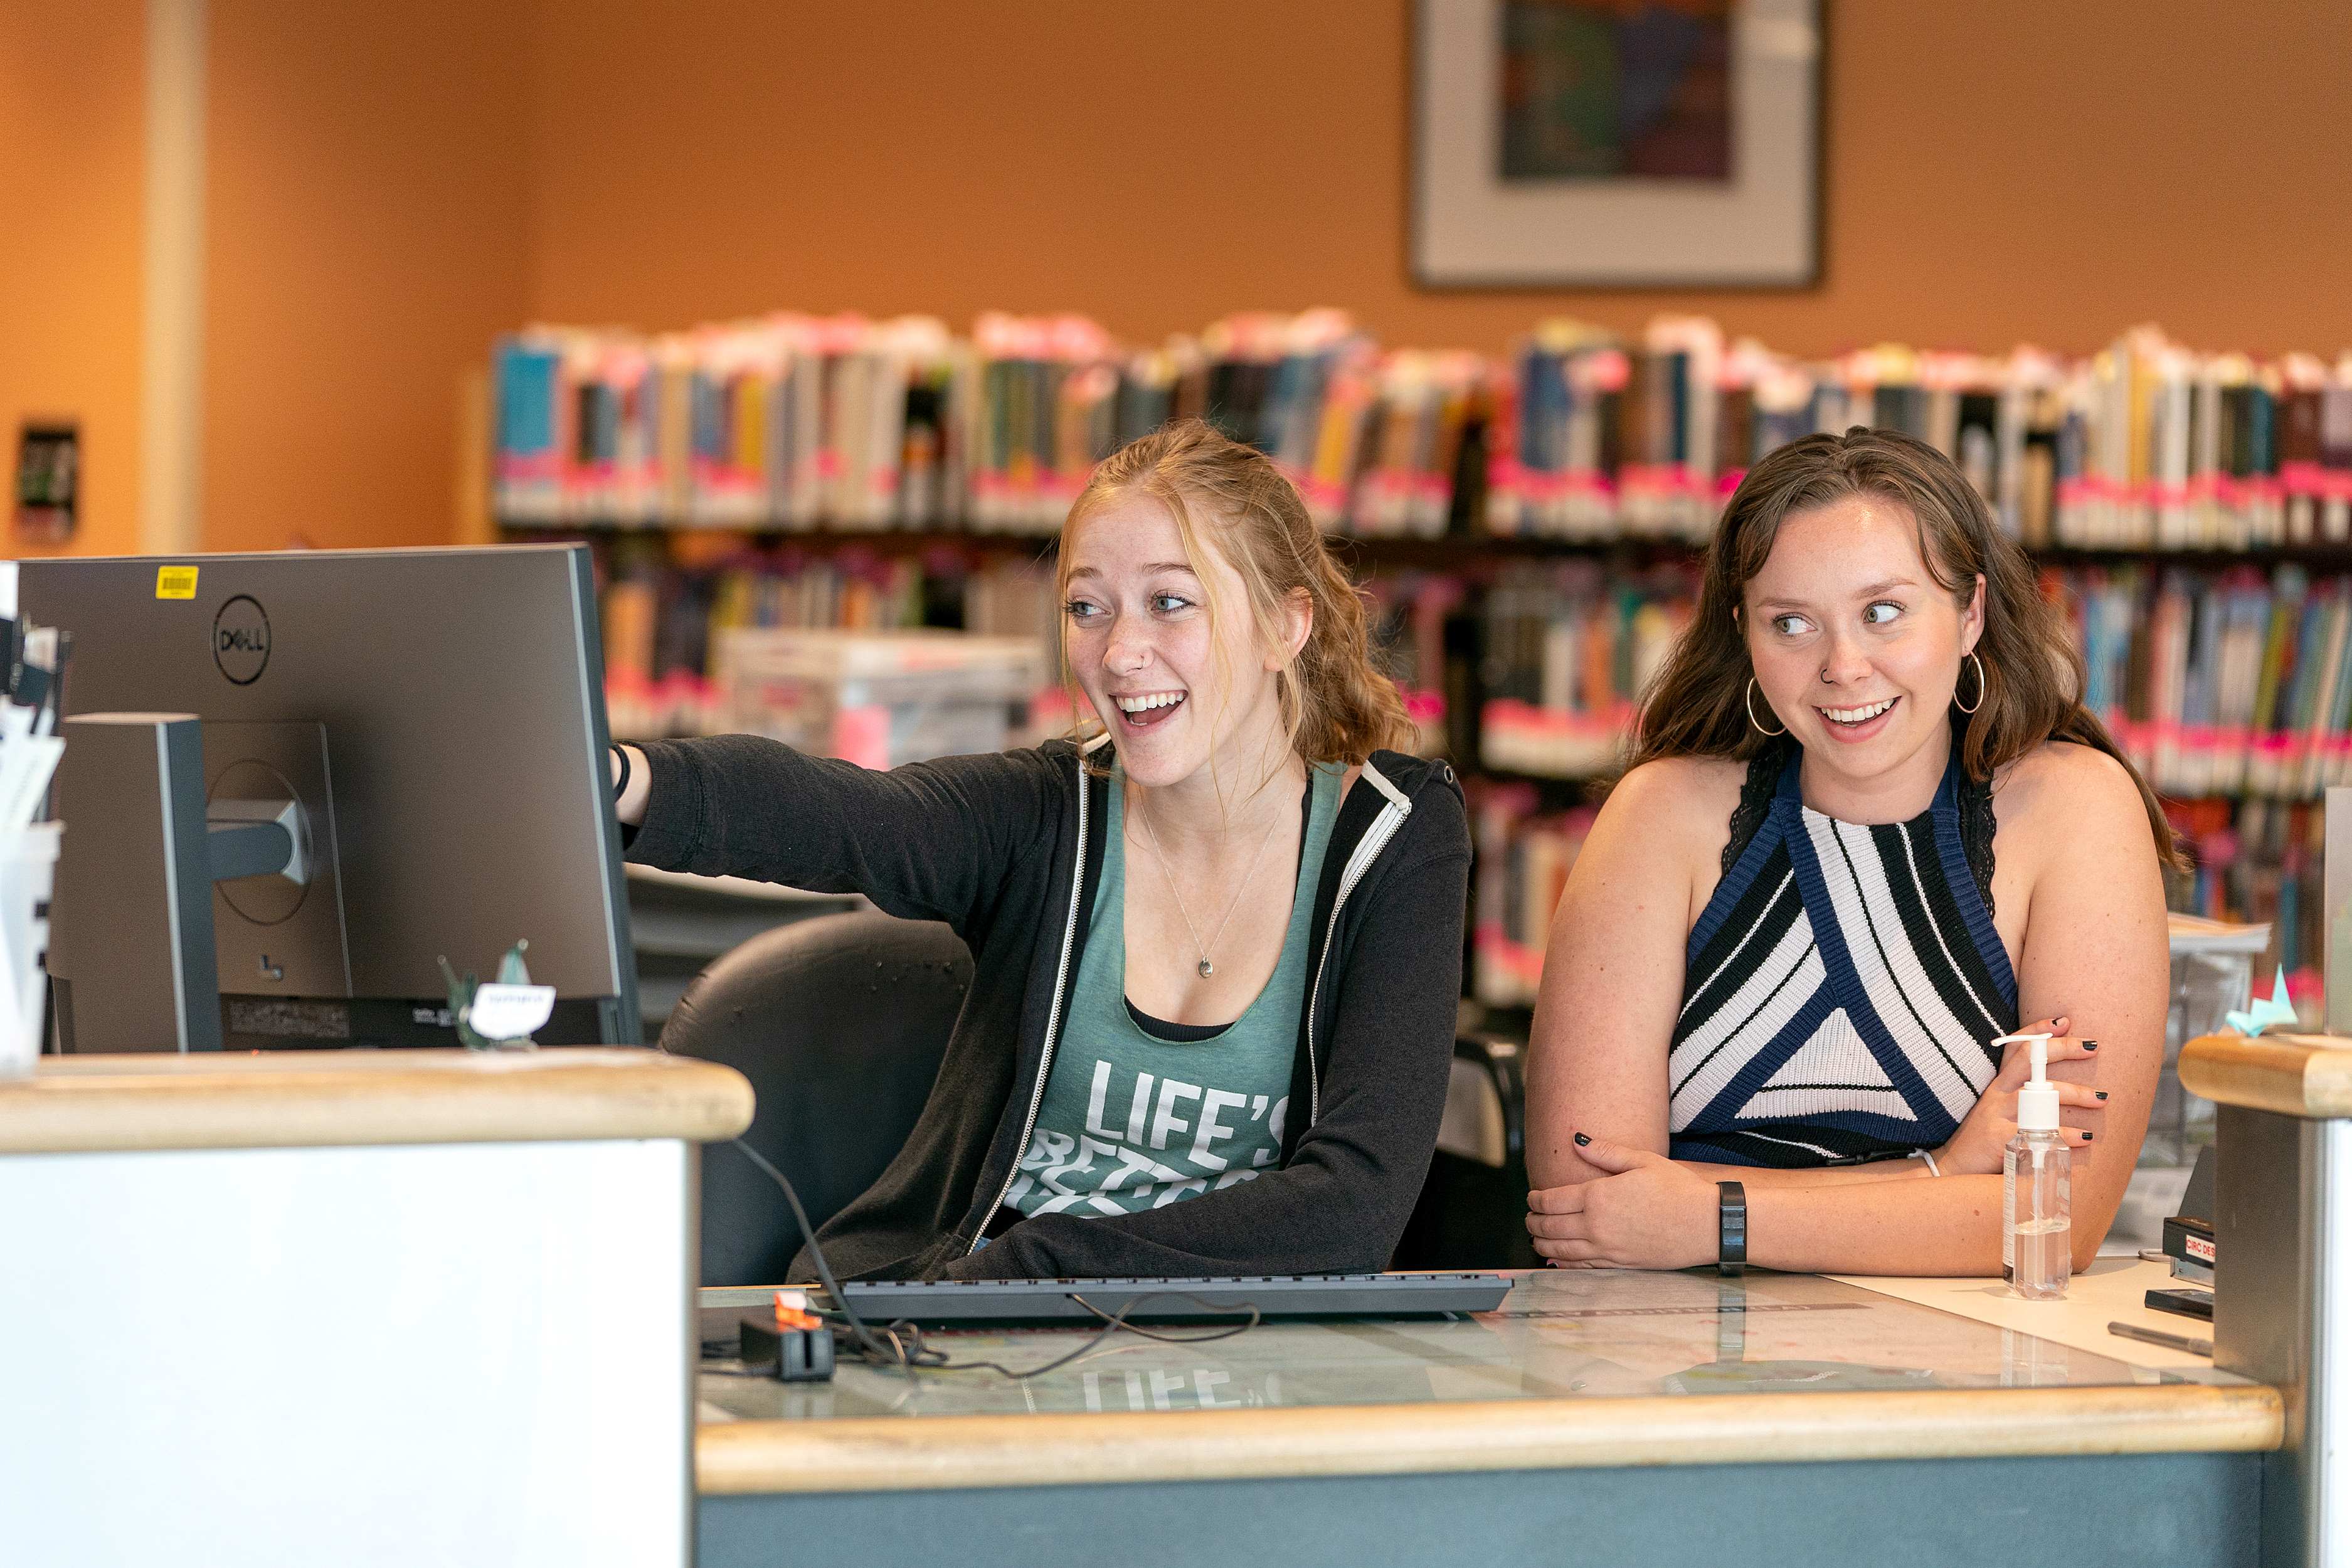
1717;1180;1748;1276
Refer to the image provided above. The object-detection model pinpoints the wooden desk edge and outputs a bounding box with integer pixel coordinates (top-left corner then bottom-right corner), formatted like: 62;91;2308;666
2180;1033;2352;1120
694;1382;2284;1495
0;1047;756;1152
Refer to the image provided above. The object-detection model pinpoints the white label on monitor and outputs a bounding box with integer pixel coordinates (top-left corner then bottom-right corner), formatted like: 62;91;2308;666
467;983;554;1041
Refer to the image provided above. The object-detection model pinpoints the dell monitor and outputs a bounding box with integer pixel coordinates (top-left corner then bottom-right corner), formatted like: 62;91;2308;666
21;543;638;1049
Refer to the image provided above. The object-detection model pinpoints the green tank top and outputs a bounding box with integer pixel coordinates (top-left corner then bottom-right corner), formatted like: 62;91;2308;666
1002;761;1343;1219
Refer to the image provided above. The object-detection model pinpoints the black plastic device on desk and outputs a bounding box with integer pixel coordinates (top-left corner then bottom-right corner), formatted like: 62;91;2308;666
2148;1146;2217;1323
822;1271;1514;1325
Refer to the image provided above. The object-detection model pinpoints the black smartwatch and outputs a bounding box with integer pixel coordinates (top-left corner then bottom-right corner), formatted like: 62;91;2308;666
1717;1181;1747;1276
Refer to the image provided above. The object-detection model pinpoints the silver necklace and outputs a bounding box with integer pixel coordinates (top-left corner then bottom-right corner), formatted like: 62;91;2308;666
1133;784;1287;980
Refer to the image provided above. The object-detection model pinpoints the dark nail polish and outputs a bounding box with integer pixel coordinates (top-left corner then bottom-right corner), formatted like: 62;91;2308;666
2082;1132;2095;1141
2095;1091;2109;1102
1573;1131;1591;1147
2082;1041;2099;1051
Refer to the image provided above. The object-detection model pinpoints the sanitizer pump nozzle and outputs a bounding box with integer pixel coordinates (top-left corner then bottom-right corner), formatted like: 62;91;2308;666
2011;1034;2061;1167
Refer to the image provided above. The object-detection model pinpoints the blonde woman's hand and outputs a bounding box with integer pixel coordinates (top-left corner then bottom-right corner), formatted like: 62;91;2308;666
1935;1015;2103;1177
1525;1133;1719;1269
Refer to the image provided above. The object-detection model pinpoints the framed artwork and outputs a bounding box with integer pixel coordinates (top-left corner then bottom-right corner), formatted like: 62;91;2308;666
1412;0;1822;287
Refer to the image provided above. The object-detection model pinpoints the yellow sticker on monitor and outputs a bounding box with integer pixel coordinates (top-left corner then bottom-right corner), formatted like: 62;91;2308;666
156;565;199;599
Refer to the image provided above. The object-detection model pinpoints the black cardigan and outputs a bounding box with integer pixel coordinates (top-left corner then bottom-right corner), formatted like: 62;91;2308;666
627;734;1471;1282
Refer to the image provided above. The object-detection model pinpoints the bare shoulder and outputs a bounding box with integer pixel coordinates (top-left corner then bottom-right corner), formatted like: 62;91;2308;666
1602;755;1747;859
1608;754;1745;813
1992;741;2156;860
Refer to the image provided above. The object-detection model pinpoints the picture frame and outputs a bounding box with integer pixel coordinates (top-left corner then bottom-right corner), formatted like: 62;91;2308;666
1411;0;1823;288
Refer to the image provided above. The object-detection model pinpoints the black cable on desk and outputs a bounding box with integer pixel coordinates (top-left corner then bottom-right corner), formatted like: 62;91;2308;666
724;1136;911;1378
721;1135;1260;1380
887;1293;1261;1382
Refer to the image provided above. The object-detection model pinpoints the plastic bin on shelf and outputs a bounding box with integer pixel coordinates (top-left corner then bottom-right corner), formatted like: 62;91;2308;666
2104;912;2271;1251
2156;913;2270;1166
711;629;1050;770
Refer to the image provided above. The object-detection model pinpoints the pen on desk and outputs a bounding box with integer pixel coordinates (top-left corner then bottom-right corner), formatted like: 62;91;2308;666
2108;1320;2212;1357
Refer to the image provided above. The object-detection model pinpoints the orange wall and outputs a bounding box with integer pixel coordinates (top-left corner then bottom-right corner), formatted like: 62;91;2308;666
8;3;2351;560
527;0;2352;359
0;2;147;556
201;1;533;553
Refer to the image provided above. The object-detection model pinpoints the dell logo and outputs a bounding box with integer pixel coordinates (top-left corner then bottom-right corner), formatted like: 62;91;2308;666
213;595;272;684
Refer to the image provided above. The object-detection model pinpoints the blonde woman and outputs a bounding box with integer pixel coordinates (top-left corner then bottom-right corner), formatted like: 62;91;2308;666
1525;428;2175;1276
615;419;1470;1281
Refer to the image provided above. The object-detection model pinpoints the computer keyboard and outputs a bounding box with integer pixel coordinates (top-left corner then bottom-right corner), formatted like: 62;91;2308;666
820;1271;1513;1325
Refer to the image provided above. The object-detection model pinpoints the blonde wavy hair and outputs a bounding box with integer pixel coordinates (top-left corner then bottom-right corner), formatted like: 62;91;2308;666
1057;418;1416;771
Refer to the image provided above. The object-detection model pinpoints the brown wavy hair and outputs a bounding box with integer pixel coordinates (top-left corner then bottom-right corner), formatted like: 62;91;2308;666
1057;418;1417;769
1632;426;2183;866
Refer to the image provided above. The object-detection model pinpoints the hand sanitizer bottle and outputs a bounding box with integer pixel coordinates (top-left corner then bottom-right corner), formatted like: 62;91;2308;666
2000;1032;2072;1300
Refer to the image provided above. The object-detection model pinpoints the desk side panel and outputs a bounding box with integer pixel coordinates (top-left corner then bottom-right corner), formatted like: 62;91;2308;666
701;1452;2260;1568
0;1138;692;1568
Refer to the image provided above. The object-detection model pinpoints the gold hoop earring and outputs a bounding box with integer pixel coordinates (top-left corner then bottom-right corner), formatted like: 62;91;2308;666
1954;652;1986;715
1746;677;1786;737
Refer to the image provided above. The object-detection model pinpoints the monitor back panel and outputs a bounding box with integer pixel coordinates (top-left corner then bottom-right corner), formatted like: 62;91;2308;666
21;546;633;1022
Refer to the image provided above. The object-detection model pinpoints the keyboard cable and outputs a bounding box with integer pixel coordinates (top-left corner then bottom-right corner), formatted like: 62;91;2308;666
723;1136;1261;1382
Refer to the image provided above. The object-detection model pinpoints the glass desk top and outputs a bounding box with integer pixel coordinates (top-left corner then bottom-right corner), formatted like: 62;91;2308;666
697;1269;2245;1425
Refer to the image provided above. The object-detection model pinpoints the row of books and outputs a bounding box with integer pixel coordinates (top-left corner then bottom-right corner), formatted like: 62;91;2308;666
1487;322;2352;550
593;541;1061;740
497;308;2352;552
2065;564;2352;800
594;543;1460;756
1470;787;1594;1009
1475;563;1696;778
1459;557;2352;803
493;309;1481;538
2166;797;2320;985
591;544;2352;814
497;315;970;531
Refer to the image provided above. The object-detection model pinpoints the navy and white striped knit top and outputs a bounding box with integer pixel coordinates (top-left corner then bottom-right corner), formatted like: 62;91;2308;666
1666;739;2018;1168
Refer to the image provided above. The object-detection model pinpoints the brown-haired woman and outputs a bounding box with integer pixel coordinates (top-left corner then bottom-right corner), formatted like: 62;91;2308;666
615;418;1470;1281
1523;426;2173;1275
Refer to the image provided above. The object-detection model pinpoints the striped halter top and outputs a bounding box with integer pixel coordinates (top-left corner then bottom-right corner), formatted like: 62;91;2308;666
1666;739;2018;1168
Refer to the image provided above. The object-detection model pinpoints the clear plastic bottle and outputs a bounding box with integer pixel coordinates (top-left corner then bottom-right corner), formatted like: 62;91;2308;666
2000;1032;2072;1300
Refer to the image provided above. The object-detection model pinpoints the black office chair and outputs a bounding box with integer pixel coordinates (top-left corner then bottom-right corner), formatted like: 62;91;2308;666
659;909;971;1286
1392;1030;1541;1270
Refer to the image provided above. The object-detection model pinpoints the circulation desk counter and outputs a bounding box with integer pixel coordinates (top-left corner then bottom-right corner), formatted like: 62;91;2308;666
0;1047;753;1568
695;1263;2280;1568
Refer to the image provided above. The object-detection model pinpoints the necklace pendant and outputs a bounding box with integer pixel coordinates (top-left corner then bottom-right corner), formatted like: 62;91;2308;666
1197;958;1215;979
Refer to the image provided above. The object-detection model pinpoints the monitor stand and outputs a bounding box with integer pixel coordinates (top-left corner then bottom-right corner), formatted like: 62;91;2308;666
47;712;325;1052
